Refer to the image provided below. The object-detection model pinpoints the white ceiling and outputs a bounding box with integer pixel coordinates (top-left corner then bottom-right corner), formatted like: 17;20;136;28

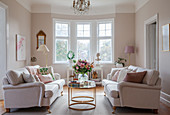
16;0;150;15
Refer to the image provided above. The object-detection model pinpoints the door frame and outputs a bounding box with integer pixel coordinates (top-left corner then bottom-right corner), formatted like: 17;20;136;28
0;1;8;100
144;14;159;70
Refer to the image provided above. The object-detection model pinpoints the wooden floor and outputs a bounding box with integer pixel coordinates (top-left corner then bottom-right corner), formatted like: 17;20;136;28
0;86;170;115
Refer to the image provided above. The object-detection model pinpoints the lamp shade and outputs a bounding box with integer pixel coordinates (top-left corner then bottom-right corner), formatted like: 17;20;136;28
125;46;134;54
37;44;49;54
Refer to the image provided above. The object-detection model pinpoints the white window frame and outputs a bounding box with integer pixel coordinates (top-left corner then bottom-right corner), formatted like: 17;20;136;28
53;19;70;64
76;22;91;61
97;20;113;63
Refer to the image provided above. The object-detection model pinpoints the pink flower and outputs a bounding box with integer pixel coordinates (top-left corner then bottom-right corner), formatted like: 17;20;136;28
76;66;79;70
80;64;85;68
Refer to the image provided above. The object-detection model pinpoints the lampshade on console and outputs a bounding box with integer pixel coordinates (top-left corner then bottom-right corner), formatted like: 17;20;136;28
37;45;49;67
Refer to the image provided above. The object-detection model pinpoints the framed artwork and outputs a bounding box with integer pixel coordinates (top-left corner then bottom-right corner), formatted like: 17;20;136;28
16;34;26;61
36;30;46;49
162;24;170;51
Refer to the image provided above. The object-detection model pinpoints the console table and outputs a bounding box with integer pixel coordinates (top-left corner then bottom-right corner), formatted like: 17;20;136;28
67;66;103;86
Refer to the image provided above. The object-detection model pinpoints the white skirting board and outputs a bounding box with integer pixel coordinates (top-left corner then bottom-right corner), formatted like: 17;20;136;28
160;91;170;107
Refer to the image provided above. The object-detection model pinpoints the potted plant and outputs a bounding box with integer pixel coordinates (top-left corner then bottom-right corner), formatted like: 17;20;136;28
115;57;127;68
72;59;94;81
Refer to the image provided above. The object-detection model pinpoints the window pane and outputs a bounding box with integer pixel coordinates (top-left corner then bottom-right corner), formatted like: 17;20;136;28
77;40;90;61
77;24;90;37
99;24;105;31
106;30;111;36
55;23;68;37
106;23;111;30
77;25;83;30
84;30;90;37
99;30;105;36
99;39;112;62
84;24;90;30
77;30;83;37
55;39;68;62
62;24;68;30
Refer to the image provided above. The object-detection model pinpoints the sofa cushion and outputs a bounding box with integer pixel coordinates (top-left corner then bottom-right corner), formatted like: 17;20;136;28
26;65;40;75
123;71;147;83
128;65;138;72
136;68;159;85
38;74;53;84
106;84;119;98
47;79;65;89
102;79;118;87
6;68;29;85
45;84;59;98
117;69;131;83
38;66;55;80
23;73;36;83
112;70;120;82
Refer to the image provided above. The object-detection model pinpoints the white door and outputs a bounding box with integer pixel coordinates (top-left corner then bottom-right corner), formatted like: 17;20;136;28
0;3;7;100
146;23;156;69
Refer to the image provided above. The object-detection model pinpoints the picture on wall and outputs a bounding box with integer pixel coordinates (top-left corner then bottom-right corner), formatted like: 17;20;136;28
16;34;26;61
162;24;170;51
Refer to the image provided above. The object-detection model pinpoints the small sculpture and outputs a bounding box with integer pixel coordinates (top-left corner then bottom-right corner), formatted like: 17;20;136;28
95;53;101;66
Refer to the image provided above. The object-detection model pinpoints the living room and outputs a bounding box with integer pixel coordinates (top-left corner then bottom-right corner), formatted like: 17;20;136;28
0;0;170;114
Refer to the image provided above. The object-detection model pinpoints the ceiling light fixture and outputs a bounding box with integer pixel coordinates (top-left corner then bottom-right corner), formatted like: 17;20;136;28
73;0;90;15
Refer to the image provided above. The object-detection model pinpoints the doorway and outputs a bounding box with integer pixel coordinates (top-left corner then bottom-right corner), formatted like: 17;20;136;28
0;2;7;100
144;14;159;70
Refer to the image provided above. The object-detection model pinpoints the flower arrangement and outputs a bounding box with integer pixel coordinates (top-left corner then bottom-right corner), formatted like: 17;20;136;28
73;60;94;75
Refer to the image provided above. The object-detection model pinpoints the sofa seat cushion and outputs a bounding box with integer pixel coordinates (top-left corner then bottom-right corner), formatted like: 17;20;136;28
106;84;119;98
46;79;65;89
45;84;59;98
136;68;159;85
102;79;118;87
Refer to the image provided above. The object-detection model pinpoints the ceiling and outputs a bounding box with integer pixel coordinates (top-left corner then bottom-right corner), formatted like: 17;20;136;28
16;0;150;15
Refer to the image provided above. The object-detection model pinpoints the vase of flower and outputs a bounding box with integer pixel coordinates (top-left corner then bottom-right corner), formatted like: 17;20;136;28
78;74;88;81
73;59;94;81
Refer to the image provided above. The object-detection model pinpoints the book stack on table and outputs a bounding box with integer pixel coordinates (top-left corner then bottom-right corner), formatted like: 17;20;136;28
69;81;80;87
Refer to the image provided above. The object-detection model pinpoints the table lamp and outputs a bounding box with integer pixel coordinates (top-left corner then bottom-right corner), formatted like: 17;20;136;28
37;44;49;67
125;46;134;65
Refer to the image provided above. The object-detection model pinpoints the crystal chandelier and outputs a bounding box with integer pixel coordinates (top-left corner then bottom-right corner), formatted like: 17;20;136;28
73;0;90;15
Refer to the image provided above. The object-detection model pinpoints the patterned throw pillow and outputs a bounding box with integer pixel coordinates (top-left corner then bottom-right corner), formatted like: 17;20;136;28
38;67;55;80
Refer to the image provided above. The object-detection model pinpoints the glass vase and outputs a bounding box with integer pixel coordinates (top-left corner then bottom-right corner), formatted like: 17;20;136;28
78;74;88;81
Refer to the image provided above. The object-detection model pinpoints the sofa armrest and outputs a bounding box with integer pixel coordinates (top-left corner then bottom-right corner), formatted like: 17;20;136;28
118;81;161;90
54;73;61;80
117;81;161;109
107;73;112;80
3;82;45;90
3;82;45;108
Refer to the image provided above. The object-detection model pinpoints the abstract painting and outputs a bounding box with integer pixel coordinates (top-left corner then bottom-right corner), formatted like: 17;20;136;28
16;34;26;61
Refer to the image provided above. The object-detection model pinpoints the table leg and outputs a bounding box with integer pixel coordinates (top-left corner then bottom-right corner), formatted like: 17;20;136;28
68;87;70;107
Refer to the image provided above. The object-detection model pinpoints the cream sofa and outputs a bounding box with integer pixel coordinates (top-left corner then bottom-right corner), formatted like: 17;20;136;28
102;65;161;114
2;65;65;113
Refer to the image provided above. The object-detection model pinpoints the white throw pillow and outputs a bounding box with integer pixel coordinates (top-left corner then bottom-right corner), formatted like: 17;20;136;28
23;73;36;83
117;69;132;83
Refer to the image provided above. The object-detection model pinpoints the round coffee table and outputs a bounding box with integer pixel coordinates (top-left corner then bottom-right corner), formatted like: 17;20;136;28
68;80;96;111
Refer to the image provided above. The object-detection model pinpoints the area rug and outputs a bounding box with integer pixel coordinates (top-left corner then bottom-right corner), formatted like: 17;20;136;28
2;94;155;115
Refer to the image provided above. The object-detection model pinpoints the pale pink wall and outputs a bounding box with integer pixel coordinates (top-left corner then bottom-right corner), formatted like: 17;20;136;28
31;13;135;80
136;0;170;104
0;0;31;70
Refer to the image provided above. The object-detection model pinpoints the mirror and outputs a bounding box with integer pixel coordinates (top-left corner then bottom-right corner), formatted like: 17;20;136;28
36;30;46;49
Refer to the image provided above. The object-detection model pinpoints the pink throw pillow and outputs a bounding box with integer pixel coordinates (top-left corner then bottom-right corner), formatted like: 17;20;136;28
38;73;53;84
123;71;147;83
112;70;120;82
26;66;38;75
